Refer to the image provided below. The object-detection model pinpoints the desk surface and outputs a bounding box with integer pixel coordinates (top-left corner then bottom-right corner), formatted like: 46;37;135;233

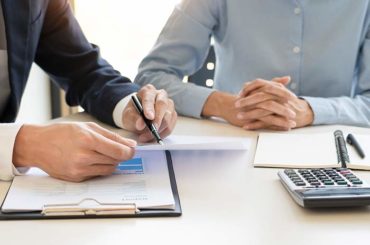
1;113;370;245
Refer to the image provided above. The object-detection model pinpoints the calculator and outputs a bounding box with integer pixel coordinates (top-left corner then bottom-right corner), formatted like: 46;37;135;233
278;168;370;208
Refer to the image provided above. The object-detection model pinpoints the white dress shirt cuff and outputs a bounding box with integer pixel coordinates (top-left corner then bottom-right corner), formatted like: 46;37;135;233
0;123;24;181
113;92;137;129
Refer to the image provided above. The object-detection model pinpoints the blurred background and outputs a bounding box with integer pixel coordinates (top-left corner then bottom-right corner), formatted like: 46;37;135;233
16;0;180;123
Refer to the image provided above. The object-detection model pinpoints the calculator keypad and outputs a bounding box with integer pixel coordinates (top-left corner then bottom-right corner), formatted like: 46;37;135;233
284;168;363;187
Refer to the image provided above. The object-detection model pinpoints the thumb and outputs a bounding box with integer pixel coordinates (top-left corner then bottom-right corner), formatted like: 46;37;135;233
272;76;291;85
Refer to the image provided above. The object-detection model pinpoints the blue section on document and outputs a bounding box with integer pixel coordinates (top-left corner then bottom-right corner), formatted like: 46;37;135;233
115;158;144;174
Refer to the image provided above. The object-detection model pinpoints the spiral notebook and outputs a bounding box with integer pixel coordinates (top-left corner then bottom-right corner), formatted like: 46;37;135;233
254;132;370;170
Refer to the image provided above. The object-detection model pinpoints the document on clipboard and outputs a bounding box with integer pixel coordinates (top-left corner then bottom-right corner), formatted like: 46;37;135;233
0;150;181;219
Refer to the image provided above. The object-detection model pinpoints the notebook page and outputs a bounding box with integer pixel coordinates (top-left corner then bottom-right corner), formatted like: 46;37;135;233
254;133;339;168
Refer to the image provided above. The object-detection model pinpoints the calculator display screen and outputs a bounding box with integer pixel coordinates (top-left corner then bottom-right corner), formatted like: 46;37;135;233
301;188;370;197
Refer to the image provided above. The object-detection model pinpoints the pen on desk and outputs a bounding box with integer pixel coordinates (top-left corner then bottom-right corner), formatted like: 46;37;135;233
346;133;365;159
131;95;164;145
334;130;350;168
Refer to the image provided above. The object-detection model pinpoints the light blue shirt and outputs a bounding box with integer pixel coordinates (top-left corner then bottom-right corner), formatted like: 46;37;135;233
135;0;370;127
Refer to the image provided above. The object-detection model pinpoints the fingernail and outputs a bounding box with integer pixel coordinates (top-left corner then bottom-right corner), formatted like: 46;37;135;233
290;121;297;127
147;111;155;119
235;101;241;108
244;125;250;130
126;139;137;147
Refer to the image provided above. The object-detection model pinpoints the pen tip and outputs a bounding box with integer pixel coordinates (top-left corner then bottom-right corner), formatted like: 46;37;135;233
159;140;164;146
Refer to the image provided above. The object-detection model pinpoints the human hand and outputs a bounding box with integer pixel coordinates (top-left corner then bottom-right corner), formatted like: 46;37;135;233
121;84;177;142
13;122;137;182
235;77;314;130
201;91;248;127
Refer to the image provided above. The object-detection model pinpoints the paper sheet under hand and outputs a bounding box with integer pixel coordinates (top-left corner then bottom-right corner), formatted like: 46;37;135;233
136;135;251;151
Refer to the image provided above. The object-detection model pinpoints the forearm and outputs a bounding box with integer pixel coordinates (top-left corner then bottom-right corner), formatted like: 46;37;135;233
202;91;235;118
303;95;370;127
135;71;214;118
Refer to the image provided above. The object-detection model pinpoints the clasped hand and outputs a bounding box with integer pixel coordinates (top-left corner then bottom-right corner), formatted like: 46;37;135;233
233;76;314;130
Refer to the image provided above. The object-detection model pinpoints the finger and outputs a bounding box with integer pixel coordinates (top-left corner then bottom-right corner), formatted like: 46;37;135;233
153;90;169;128
243;120;268;130
235;92;288;108
76;150;121;166
159;109;177;139
90;131;136;161
256;82;297;100
239;79;270;98
84;164;118;178
243;120;290;131
271;76;291;85
87;122;137;147
258;115;296;129
138;99;177;142
138;85;156;120
237;108;273;121
255;101;296;119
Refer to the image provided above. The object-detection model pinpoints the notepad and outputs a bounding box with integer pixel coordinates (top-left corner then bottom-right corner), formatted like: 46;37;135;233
254;132;370;169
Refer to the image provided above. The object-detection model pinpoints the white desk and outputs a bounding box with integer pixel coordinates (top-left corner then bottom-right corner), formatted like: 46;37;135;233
1;113;370;245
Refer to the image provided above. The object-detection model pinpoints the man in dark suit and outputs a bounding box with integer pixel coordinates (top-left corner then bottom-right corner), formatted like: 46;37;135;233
0;0;177;182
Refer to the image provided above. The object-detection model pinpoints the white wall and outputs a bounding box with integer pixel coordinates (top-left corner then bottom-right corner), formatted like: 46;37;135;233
74;0;180;80
16;64;51;124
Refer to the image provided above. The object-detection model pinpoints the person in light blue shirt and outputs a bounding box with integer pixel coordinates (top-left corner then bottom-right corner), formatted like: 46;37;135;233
135;0;370;130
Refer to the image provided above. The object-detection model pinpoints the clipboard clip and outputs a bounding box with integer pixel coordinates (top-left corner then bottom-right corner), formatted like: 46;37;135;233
42;198;139;216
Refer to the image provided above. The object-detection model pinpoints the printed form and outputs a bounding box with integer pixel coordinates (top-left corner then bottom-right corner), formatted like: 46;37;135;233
1;151;175;213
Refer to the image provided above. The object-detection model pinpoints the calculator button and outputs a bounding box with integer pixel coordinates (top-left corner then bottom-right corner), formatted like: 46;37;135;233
291;178;302;182
298;170;309;174
323;180;334;185
295;182;306;186
333;177;344;181
336;181;347;185
310;182;321;186
352;180;363;185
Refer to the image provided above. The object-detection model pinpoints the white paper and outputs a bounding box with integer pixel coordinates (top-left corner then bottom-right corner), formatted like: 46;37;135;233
254;132;339;168
1;151;175;213
137;135;251;151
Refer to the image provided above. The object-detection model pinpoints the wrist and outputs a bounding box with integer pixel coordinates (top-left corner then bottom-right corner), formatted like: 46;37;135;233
13;124;42;168
297;99;314;127
201;91;235;119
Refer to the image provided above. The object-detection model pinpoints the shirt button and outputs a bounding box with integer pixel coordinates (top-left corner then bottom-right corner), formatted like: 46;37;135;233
290;83;297;90
293;46;301;54
294;8;301;15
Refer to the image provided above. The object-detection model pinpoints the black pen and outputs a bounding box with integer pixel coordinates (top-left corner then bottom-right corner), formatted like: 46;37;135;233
347;133;365;159
131;95;164;145
334;130;350;168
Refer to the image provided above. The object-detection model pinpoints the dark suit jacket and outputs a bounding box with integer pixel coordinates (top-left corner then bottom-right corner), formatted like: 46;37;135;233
1;0;139;125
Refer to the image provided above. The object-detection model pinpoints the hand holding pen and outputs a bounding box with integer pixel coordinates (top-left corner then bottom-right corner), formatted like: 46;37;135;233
120;85;178;143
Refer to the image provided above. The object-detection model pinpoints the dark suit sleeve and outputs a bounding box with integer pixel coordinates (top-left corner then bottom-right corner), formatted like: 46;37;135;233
34;0;139;126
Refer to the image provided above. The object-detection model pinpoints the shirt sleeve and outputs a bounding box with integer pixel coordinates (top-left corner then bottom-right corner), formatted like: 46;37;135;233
302;25;370;127
134;0;225;118
0;123;24;181
112;92;136;129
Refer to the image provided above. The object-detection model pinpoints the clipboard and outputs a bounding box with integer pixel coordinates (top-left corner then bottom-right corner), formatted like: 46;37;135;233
0;151;182;220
